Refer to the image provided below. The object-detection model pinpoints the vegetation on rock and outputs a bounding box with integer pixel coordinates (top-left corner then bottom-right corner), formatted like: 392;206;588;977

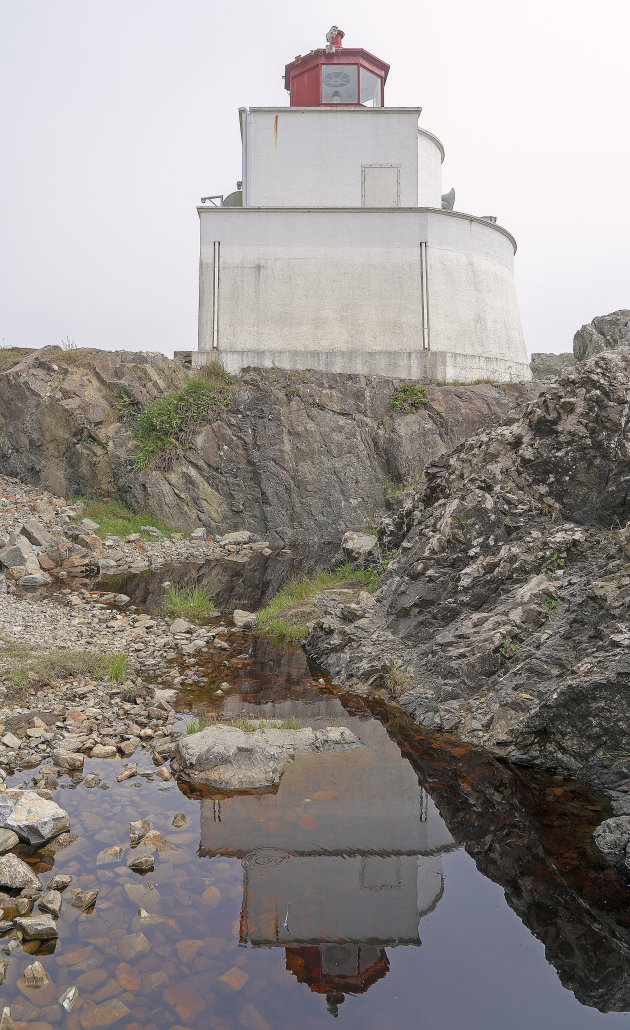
133;370;232;469
74;497;178;539
388;382;428;414
164;585;216;620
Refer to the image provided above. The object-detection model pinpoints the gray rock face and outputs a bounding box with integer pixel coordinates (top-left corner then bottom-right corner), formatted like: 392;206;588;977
529;352;575;382
0;790;70;845
171;723;361;790
573;310;630;362
0;349;540;545
306;347;630;791
0;854;42;891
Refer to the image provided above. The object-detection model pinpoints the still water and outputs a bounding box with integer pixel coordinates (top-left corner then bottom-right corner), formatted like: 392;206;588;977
4;562;630;1028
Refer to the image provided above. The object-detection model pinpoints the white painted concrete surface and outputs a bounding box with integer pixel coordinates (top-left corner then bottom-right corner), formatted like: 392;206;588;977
196;207;530;382
241;107;437;209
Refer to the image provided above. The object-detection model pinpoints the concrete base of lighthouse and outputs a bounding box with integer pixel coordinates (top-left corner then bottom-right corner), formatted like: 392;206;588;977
196;206;531;384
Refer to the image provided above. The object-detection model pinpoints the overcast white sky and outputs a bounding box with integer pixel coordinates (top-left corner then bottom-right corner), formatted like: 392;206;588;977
1;0;628;358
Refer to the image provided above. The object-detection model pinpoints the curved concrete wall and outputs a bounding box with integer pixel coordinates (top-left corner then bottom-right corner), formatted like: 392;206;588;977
197;207;530;383
417;130;443;208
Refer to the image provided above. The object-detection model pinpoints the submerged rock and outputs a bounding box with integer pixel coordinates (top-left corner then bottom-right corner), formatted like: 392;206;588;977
171;723;362;790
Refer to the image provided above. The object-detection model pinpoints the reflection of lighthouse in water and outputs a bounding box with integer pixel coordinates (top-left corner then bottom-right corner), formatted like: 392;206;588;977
199;700;455;1011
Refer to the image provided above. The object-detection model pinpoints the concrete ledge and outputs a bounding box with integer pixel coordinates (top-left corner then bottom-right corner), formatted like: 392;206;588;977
195;348;532;384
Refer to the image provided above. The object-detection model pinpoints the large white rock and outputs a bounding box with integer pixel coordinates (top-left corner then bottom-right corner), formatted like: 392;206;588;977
0;854;42;891
171;723;361;790
341;531;379;562
0;791;70;846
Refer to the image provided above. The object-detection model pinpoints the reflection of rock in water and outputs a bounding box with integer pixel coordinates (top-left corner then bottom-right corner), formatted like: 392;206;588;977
197;714;454;1006
97;545;336;613
378;704;630;1014
286;944;389;1016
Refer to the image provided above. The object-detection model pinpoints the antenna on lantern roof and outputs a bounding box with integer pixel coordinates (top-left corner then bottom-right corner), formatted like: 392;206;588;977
325;25;345;52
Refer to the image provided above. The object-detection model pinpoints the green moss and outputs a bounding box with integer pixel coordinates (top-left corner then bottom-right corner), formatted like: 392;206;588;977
389;383;428;414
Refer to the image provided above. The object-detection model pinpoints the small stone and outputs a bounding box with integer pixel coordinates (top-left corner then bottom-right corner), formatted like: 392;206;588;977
118;931;150;961
18;573;52;587
52;749;84;772
71;889;98;911
14;897;31;915
83;774;100;788
0;855;42;891
0;1007;15;1030
170;618;192;635
0;830;19;854
1;734;20;750
13;915;59;940
115;764;137;782
19;959;50;988
171;813;188;828
60;985;79;1012
38;890;62;917
96;846;123;866
129;819;150;845
233;609;257;630
218;965;249;991
47;874;72;891
0;790;70;845
128;854;154;873
115;961;140;991
154;765;172;781
78;998;131;1028
201;885;221;907
91;744;117;758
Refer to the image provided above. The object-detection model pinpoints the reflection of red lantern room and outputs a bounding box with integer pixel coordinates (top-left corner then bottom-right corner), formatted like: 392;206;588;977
286;944;390;1015
284;26;390;108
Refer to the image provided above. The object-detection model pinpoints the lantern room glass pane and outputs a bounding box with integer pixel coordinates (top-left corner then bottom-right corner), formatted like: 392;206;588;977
321;64;358;104
360;67;382;107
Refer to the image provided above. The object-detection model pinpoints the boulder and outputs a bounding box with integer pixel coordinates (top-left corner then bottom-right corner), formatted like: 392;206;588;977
0;830;19;855
593;816;630;864
18;522;56;548
0;790;70;845
17;573;52;587
169;618;192;635
233;609;257;630
220;531;253;546
52;749;84;772
13;915;58;940
341;530;379;563
171;723;361;790
0;854;42;891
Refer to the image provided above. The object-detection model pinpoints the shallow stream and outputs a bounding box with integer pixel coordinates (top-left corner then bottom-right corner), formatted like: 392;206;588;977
3;558;630;1028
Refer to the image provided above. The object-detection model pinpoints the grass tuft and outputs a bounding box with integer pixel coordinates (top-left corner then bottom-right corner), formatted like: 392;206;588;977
0;639;129;696
164;585;216;620
256;564;380;644
185;714;301;734
72;497;178;539
132;376;231;469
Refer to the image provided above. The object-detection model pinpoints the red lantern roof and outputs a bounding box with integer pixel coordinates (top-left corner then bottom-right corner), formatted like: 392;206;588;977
284;28;390;108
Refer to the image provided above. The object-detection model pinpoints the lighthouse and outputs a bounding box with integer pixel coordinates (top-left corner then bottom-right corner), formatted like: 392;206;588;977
196;29;530;383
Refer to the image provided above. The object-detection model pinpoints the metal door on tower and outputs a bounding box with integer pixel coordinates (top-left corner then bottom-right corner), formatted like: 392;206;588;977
362;165;400;207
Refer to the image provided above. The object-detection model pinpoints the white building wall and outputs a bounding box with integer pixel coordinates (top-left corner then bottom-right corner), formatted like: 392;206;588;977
417;130;443;207
196;207;530;382
243;107;438;209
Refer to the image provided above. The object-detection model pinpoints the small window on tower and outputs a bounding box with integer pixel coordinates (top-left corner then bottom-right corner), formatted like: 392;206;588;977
321;65;358;104
360;67;382;107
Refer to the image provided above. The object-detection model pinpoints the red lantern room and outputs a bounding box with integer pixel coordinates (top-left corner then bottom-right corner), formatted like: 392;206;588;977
284;27;390;108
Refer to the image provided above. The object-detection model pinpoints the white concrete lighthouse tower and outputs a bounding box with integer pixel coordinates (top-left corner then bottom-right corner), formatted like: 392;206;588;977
196;28;530;383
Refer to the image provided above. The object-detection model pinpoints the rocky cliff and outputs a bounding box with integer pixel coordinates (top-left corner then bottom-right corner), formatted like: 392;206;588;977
0;347;538;547
306;346;630;797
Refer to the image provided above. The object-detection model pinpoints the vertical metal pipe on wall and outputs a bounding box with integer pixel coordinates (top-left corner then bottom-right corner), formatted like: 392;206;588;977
212;241;220;352
419;241;431;351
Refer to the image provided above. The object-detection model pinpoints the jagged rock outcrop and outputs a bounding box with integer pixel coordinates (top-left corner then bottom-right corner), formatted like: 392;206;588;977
0;347;539;546
306;347;630;794
529;351;575;381
573;309;630;362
